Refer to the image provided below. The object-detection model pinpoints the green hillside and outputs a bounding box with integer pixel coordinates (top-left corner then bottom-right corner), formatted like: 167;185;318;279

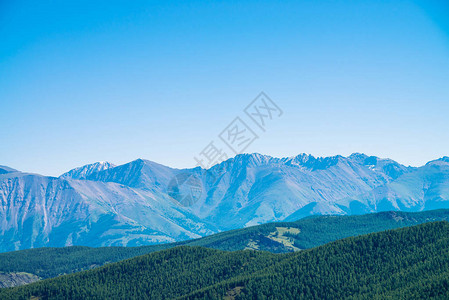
1;222;449;299
186;221;449;299
1;209;449;283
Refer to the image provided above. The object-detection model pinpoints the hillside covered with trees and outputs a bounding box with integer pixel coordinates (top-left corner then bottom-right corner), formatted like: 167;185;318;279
1;209;449;283
1;221;449;299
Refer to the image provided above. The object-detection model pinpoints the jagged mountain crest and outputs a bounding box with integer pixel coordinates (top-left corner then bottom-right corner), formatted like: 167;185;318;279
426;156;449;166
281;153;344;170
60;161;116;180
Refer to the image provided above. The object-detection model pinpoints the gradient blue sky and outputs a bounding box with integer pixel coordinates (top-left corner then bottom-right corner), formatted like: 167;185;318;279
1;0;449;176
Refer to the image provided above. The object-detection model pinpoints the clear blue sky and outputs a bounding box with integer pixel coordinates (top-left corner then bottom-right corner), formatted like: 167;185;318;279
1;0;448;176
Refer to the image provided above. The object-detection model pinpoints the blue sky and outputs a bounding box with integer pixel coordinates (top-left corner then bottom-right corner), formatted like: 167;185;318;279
1;0;449;176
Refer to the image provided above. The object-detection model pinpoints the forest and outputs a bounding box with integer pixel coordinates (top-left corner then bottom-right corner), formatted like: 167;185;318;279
1;221;449;299
1;209;449;281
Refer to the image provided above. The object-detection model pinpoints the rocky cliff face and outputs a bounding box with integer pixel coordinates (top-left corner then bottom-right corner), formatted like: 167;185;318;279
0;272;39;288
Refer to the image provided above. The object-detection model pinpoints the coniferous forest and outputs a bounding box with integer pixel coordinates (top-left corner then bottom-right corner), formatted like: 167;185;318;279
1;209;448;282
1;221;449;299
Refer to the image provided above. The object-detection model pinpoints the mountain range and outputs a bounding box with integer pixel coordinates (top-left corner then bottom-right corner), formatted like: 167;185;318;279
1;153;449;252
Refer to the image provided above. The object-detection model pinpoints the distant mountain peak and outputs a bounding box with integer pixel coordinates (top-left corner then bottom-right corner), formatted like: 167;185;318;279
282;153;345;170
228;153;274;167
129;158;169;168
291;153;315;162
349;153;370;160
426;157;449;167
436;156;449;163
60;161;116;179
133;158;146;164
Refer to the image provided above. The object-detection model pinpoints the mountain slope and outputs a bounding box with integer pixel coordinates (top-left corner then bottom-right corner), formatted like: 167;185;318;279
0;170;215;252
188;153;414;229
0;166;18;175
2;222;448;299
2;209;449;283
339;157;449;214
185;221;449;299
